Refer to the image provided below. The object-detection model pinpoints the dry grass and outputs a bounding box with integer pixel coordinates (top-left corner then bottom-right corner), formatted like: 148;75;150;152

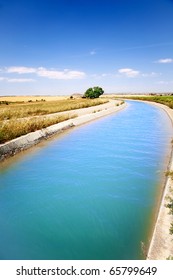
0;98;108;121
0;114;77;144
125;95;173;109
0;97;108;144
0;95;67;102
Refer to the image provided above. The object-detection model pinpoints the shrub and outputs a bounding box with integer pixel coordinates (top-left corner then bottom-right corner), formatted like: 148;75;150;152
83;87;104;99
169;223;173;235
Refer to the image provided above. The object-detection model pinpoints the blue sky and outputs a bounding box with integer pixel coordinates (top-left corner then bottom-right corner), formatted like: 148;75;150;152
0;0;173;95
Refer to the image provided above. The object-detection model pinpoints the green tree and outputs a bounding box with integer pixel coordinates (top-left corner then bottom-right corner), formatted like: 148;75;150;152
170;223;173;235
83;86;104;99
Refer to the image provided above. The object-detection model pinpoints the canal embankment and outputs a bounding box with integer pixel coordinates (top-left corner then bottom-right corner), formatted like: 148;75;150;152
0;100;126;161
143;101;173;259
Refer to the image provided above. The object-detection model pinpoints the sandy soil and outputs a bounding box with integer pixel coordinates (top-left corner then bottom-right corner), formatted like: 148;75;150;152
146;102;173;259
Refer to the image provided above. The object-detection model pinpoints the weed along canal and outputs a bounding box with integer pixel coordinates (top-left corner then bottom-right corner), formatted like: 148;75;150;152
0;100;172;260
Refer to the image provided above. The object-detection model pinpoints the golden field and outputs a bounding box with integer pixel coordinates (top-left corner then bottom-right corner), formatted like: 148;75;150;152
0;95;68;102
0;96;108;143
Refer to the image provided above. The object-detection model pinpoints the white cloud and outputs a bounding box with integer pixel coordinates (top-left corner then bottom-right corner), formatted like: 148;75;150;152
157;80;173;85
6;66;36;74
90;50;96;55
37;67;86;79
157;81;167;84
5;66;86;80
101;73;110;77
0;76;35;83
91;70;160;80
155;58;173;63
0;77;6;81
142;72;161;77
8;78;35;83
118;68;140;78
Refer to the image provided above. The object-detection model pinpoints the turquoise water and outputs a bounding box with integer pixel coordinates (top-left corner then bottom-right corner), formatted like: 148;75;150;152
0;101;172;260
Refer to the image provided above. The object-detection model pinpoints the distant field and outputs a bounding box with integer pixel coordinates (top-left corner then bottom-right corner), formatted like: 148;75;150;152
125;95;173;109
0;97;108;121
0;95;68;102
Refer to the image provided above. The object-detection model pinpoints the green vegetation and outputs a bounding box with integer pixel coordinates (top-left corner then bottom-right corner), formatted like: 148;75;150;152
167;256;173;260
126;95;173;109
170;223;173;235
0;114;77;144
165;171;173;180
0;98;108;121
116;101;124;106
83;87;104;99
165;198;173;215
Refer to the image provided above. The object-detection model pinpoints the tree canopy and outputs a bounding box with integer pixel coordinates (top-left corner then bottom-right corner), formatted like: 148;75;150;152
83;86;104;99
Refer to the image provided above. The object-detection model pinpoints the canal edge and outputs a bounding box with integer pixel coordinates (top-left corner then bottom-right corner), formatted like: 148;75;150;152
142;101;173;260
0;101;127;162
